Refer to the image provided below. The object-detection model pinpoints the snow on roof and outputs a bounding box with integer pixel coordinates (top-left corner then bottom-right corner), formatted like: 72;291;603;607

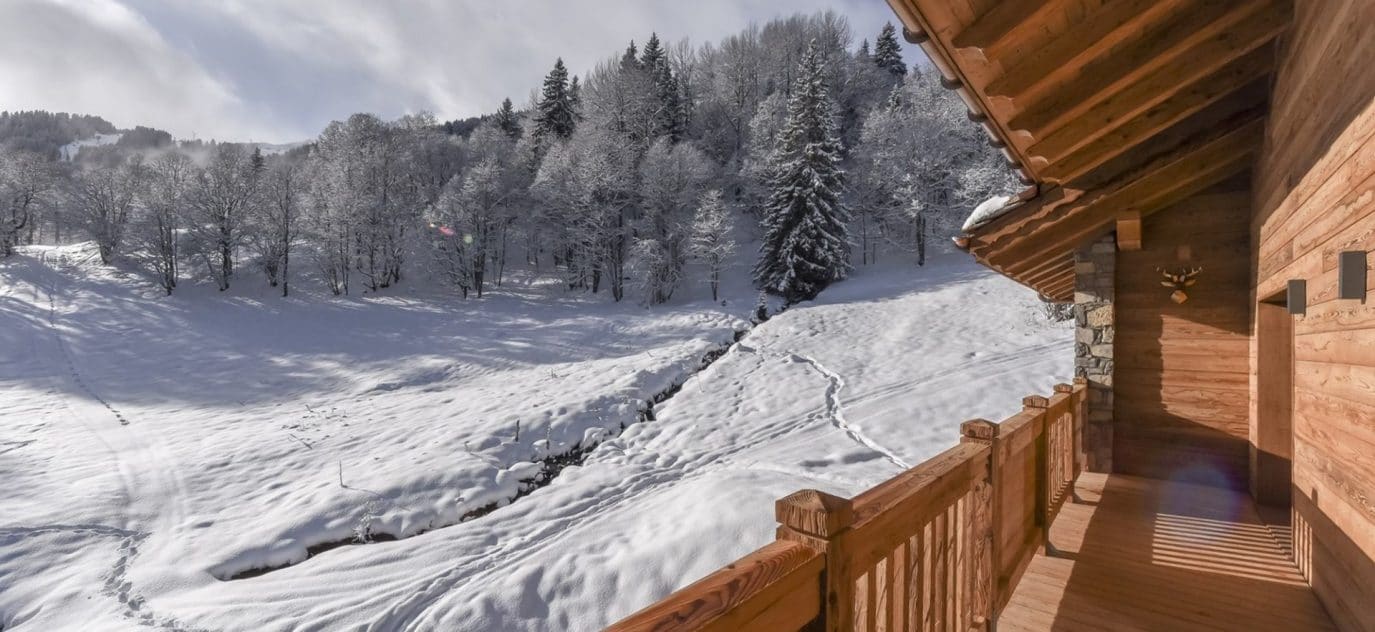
961;194;1018;232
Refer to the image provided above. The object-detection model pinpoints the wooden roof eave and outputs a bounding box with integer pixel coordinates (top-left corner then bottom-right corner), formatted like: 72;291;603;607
886;0;1292;294
978;109;1267;278
887;0;1037;186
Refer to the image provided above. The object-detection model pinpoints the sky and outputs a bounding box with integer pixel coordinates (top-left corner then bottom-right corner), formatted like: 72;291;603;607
0;0;921;144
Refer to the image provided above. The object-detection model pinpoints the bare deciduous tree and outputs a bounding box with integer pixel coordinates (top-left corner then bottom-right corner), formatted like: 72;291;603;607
690;188;735;301
69;156;145;264
251;160;303;296
0;151;55;257
136;152;193;293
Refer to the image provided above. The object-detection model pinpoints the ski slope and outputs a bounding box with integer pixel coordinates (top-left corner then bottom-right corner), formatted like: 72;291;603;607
0;245;1070;631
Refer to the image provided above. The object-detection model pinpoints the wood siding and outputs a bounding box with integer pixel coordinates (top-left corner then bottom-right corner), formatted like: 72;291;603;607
1252;1;1375;630
1114;181;1253;487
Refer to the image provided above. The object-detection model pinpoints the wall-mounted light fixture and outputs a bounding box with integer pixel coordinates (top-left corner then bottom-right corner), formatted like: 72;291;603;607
1288;279;1307;316
1339;251;1368;302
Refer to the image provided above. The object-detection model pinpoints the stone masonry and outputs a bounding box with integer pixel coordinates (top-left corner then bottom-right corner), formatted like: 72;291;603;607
1074;234;1115;472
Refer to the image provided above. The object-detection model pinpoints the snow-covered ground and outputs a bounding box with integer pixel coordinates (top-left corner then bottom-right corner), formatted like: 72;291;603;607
0;244;1070;631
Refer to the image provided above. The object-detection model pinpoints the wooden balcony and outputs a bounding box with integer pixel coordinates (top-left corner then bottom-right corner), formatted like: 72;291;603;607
608;379;1336;631
999;472;1334;631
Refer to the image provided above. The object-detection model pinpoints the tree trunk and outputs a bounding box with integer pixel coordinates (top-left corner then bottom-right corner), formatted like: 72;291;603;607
473;254;486;298
860;212;870;266
282;246;290;297
916;213;927;267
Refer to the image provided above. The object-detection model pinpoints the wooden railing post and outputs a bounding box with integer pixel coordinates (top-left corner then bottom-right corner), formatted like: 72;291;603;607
1022;395;1051;539
961;419;1000;631
776;490;855;632
1053;383;1076;509
1071;377;1088;479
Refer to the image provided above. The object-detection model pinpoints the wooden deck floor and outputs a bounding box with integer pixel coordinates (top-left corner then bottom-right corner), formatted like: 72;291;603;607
999;472;1335;631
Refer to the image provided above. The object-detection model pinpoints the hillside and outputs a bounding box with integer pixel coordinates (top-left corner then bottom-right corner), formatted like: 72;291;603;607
0;245;1068;630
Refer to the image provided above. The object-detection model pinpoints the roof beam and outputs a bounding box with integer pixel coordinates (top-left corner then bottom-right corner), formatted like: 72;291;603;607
985;111;1266;275
1041;275;1075;301
950;0;1069;60
1026;262;1074;290
1007;1;1283;138
1022;255;1073;286
999;147;1256;277
1038;265;1075;286
981;107;1264;255
1034;46;1276;184
1116;211;1142;251
1044;275;1074;295
984;0;1184;103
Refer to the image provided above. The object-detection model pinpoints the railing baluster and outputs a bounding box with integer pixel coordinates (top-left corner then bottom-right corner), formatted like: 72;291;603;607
935;508;949;631
923;521;935;631
907;530;923;631
864;564;877;631
892;543;907;632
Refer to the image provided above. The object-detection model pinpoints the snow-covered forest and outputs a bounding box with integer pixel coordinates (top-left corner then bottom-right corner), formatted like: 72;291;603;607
1;13;1015;303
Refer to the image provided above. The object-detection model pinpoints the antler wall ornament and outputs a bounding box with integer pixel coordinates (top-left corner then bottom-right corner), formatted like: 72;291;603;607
1157;266;1203;304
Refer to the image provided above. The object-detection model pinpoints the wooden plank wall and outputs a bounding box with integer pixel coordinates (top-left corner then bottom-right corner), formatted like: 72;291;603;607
1252;1;1375;630
1114;178;1253;488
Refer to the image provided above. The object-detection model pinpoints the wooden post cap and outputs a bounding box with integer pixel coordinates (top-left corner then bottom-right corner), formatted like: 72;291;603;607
1053;383;1073;394
961;418;1000;441
1022;395;1051;409
775;489;854;538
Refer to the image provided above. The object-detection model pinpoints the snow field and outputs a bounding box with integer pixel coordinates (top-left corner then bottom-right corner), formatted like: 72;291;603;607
0;246;1070;631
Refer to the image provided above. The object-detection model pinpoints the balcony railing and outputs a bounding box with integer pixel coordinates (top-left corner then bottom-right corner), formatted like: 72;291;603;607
609;378;1087;632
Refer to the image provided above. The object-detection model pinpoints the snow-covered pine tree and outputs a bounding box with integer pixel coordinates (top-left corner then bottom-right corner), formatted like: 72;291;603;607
885;84;902;110
753;40;851;303
620;41;641;71
568;75;583;121
690;188;735;301
494;97;521;140
534;58;576;145
641;33;683;141
873;23;907;77
641;34;664;69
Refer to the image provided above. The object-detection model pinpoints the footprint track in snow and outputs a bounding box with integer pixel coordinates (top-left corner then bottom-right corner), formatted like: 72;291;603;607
40;251;129;426
786;351;910;470
25;252;200;630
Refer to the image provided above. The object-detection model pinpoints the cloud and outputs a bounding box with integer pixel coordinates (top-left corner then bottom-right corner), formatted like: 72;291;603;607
2;0;916;143
0;0;285;141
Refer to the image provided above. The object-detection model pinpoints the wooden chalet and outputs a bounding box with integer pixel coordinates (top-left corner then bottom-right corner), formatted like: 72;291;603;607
610;1;1373;630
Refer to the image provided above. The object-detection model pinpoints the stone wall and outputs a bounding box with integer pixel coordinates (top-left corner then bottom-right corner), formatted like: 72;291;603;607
1074;234;1115;472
